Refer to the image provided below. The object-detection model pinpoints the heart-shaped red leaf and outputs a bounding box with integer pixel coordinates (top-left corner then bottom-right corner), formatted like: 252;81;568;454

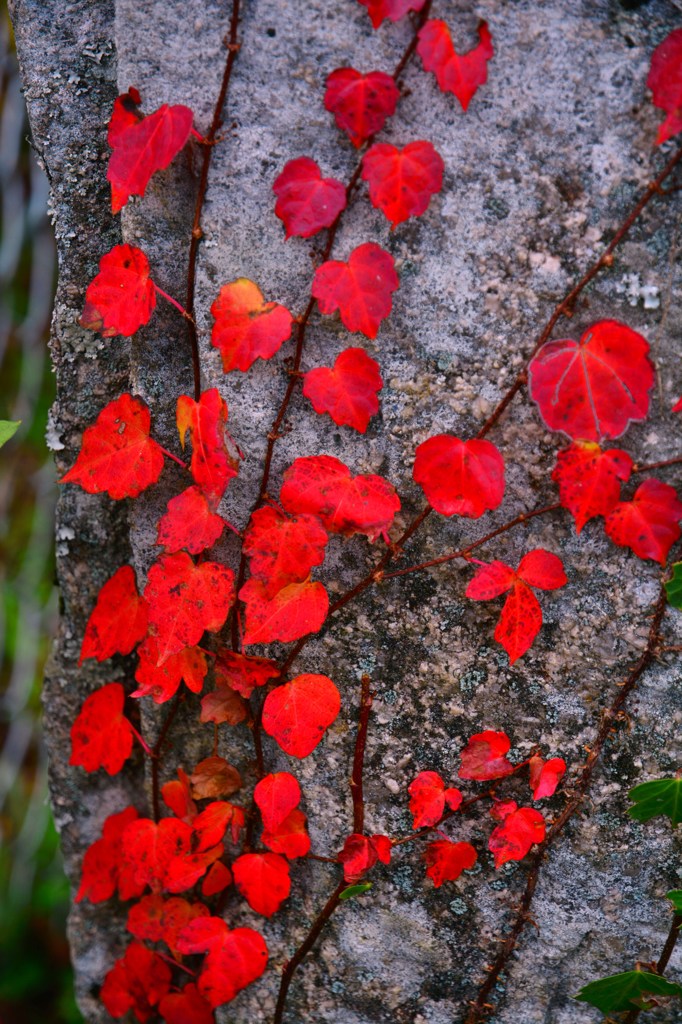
312;242;399;338
273;157;347;238
210;278;294;373
156;485;226;554
243;506;328;595
176;917;268;1008
424;839;477;886
69;682;134;776
488;806;546;868
254;772;301;831
303;347;382;432
604;478;682;565
552;441;633;533
459;730;515;781
361;141;444;227
262;673;341;758
232;852;291;917
417;19;493;110
413;434;505;517
80;244;156;338
324;68;399;147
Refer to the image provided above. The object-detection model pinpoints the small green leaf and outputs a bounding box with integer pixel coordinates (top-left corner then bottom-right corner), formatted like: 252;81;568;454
667;890;682;913
339;882;372;901
0;420;20;449
666;563;682;610
628;777;682;827
575;970;682;1013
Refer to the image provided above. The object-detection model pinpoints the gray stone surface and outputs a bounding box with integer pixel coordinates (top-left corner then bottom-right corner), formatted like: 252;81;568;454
9;0;682;1021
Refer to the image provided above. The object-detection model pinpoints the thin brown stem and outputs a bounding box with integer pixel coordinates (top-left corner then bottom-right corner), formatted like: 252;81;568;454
185;0;242;401
476;141;682;440
465;583;669;1023
622;913;682;1024
351;674;373;834
633;456;682;475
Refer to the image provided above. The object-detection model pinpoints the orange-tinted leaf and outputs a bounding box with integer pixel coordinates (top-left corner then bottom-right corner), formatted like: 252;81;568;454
76;806;142;904
126;895;209;958
200;682;248;727
239;578;329;646
552;441;633;533
80;565;148;663
210;278;294;373
176;389;237;506
303;347;382;432
69;682;134;776
144;552;235;663
408;770;462;829
201;861;233;897
489;799;518;822
459;730;515;781
604;478;682;565
107;99;193;213
232;851;291;917
529;755;566;801
647;28;682;145
243;506;328;596
262;809;311;860
157;486;225;554
324;68;400;147
338;833;392;882
212;650;279;698
273;157;347;239
262;673;341;758
424;839;477;887
159;983;214;1024
164;845;224;895
121;817;194;891
362;141;444;227
190;756;242;800
417;19;493;110
100;942;172;1023
312;242;399;339
413;434;505;518
80;244;156;338
528;320;654;441
176;917;268;1008
162;769;197;822
254;772;301;831
61;393;164;499
489;806;546;868
133;638;208;703
193;801;245;851
280;454;400;542
357;0;426;28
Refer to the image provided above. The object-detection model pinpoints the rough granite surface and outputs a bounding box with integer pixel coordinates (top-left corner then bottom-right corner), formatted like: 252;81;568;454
9;0;682;1022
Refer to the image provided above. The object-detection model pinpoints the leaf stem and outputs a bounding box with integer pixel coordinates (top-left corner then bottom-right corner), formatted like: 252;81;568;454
622;913;682;1024
152;283;194;322
157;444;188;469
633;455;682;475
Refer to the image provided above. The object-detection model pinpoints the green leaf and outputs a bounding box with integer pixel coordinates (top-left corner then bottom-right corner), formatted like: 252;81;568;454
339;882;372;901
667;890;682;913
628;777;682;827
575;970;682;1013
0;420;20;449
666;563;682;610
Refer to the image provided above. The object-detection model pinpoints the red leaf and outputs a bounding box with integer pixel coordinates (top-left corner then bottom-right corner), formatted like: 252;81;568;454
529;755;566;801
273;157;347;239
176;389;238;506
201;861;233;897
516;550;567;590
303;347;382;433
121;817;194;890
604;478;682;565
262;673;341;758
210;278;294;373
489;799;518;822
127;895;209;958
232;851;291;916
162;769;197;822
408;771;462;829
101;942;172;1023
190;756;242;800
176;917;268;1008
144;552;234;663
262;809;311;860
243;506;328;596
280;454;400;542
417;19;493;110
324;68;400;147
459;730;515;781
211;650;279;699
157;486;225;554
312;242;399;339
76;806;143;903
647;28;682;145
528;320;654;442
108;88;142;145
413;434;505;517
80;244;156;338
338;833;393;882
254;772;301;831
69;682;134;776
489;807;546;868
673;396;682;414
239;578;329;646
80;565;148;663
200;682;248;727
424;839;477;887
133;638;208;703
193;801;245;851
362;141;444;227
464;561;517;600
357;0;427;29
159;983;214;1024
107;99;193;213
61;393;164;499
552;441;633;534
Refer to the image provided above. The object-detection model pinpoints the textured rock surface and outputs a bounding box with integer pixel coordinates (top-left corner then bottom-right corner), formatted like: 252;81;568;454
10;0;682;1021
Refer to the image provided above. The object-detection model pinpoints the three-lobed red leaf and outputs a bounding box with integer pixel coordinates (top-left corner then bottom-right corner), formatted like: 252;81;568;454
100;942;172;1023
647;28;682;145
273;157;347;238
361;141;444;227
262;673;341;758
243;505;328;596
312;242;399;339
408;770;463;829
76;806;143;904
424;839;477;886
552;441;633;534
488;806;546;868
324;68;400;147
413;434;505;518
80;565;148;663
210;278;294;373
604;478;682;565
176;916;268;1008
338;833;392;882
69;682;134;776
80;244;156;338
303;347;382;432
417;19;493;110
133;639;208;703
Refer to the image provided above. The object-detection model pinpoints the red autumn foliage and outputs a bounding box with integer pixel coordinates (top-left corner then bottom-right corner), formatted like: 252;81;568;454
424;839;478;887
552;441;633;534
303;347;383;433
80;565;148;663
458;730;515;781
273;157;347;238
211;650;279;699
338;832;392;882
133;639;208;703
324;68;400;147
201;860;233;897
604;478;682;565
312;242;399;338
262;673;341;758
69;682;134;776
488;806;546;868
210;278;294;373
362;140;444;227
193;801;245;850
232;851;291;916
120;816;222;894
529;755;566;801
80;244;157;338
156;486;226;554
254;772;301;831
417;19;494;110
412;434;505;518
126;894;209;957
76;806;144;904
357;0;427;29
243;505;328;596
261;809;311;859
239;578;329;646
407;770;463;829
158;983;214;1024
100;942;172;1023
61;393;165;500
162;769;197;822
176;917;268;1008
647;28;682;144
190;756;242;800
176;388;238;506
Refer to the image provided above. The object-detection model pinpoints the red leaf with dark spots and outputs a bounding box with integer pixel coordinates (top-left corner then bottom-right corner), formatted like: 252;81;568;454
243;506;328;595
157;486;226;554
552;441;633;533
80;244;156;338
417;19;493;110
604;478;682;565
273;157;347;238
80;565;148;664
262;673;341;758
176;917;268;1008
488;807;546;868
312;242;399;338
69;682;134;776
413;434;505;518
239;578;329;646
133;638;208;703
647;28;682;145
100;942;172;1023
121;817;194;891
176;389;238;506
362;141;444;227
210;278;294;373
424;840;477;887
303;347;382;432
324;68;400;147
459;730;515;781
232;852;291;917
126;895;209;958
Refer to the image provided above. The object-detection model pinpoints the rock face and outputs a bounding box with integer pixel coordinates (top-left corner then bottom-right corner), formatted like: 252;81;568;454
8;0;682;1021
